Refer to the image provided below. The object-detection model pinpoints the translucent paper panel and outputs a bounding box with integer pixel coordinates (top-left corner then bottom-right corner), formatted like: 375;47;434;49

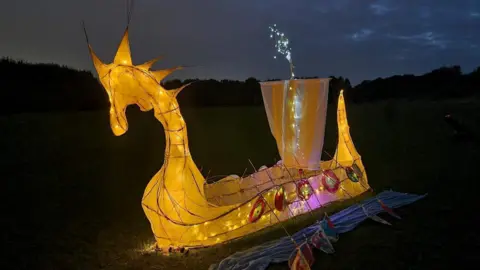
260;79;330;170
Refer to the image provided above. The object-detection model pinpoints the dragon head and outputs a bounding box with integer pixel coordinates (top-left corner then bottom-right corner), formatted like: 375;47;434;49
86;28;186;136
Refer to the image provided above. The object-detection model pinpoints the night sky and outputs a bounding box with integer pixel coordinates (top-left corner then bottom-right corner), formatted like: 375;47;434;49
1;0;479;84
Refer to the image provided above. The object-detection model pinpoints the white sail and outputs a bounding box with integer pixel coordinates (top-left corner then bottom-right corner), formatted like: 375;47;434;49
260;78;330;170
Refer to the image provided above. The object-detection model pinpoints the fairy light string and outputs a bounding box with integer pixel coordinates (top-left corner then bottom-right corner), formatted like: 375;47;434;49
269;24;304;167
269;24;294;79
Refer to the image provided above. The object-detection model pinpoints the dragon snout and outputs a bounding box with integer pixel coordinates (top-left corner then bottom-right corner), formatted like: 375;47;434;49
109;107;128;136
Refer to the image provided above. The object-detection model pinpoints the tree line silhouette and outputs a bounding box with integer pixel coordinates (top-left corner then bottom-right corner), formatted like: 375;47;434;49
1;57;479;114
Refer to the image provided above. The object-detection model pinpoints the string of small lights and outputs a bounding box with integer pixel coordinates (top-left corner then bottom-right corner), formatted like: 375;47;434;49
269;24;295;79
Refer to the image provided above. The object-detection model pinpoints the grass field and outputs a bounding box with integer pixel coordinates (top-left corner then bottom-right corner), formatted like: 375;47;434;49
2;99;479;269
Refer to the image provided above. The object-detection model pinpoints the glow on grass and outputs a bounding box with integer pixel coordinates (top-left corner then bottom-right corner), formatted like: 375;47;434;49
135;241;158;255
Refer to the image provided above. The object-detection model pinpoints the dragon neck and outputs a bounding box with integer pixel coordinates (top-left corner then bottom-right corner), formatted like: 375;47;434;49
155;103;191;160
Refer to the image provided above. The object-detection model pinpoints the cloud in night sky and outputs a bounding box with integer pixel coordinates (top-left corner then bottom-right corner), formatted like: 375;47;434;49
0;0;479;84
369;0;397;16
388;32;449;50
350;29;374;42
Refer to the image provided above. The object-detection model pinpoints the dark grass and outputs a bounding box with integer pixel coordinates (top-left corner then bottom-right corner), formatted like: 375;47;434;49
2;98;479;269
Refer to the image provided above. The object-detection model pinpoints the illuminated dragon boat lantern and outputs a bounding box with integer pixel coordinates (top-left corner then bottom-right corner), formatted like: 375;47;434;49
86;27;370;250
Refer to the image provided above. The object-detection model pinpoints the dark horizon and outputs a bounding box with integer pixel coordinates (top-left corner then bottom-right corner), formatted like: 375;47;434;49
1;57;478;116
2;56;478;88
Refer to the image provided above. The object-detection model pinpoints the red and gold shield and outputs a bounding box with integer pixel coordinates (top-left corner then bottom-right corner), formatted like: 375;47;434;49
248;197;267;223
321;170;340;193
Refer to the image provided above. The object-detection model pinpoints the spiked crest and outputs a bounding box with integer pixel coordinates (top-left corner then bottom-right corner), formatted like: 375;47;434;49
86;28;183;84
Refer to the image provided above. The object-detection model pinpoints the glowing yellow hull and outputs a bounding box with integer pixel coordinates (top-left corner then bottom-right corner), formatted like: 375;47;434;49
141;91;369;248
